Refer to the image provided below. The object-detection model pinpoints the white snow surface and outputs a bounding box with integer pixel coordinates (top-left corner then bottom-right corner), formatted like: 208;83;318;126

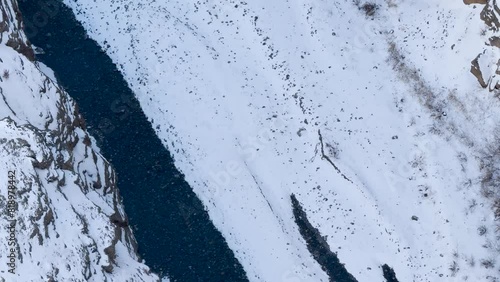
0;0;160;281
64;0;500;281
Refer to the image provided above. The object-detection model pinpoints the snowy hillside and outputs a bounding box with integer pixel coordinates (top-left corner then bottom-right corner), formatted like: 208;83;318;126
64;0;500;281
0;0;159;281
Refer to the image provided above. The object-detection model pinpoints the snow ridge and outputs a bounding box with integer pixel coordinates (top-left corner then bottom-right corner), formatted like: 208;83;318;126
0;0;160;281
64;0;500;281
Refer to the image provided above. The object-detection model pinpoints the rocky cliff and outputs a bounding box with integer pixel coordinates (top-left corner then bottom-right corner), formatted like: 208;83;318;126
470;0;500;90
0;0;159;281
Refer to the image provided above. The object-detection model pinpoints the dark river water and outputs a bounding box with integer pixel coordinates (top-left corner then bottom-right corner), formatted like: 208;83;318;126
18;1;248;281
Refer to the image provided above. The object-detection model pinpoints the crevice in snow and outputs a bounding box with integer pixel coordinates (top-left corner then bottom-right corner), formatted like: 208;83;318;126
317;129;352;184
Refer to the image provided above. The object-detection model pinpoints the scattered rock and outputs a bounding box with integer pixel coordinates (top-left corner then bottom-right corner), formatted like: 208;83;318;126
361;3;378;17
297;127;306;137
478;225;487;236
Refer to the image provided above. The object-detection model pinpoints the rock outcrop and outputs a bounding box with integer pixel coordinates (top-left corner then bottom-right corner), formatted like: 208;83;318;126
470;0;500;91
464;0;488;5
0;0;33;60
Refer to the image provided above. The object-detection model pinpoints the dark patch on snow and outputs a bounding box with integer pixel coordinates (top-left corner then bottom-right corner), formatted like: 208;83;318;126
382;264;399;282
290;194;358;282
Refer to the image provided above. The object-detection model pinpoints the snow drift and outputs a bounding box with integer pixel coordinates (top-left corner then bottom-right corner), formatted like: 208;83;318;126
64;0;500;281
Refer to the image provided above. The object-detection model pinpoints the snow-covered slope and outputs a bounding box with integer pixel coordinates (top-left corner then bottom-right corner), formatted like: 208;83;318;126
0;1;159;281
64;0;500;281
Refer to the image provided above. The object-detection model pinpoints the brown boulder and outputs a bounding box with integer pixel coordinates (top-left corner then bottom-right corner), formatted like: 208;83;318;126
489;36;500;48
471;54;488;88
463;0;487;4
481;1;500;30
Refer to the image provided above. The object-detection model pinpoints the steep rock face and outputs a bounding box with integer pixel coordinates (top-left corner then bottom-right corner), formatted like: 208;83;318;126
465;0;488;4
0;0;159;281
0;0;33;60
470;0;500;90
